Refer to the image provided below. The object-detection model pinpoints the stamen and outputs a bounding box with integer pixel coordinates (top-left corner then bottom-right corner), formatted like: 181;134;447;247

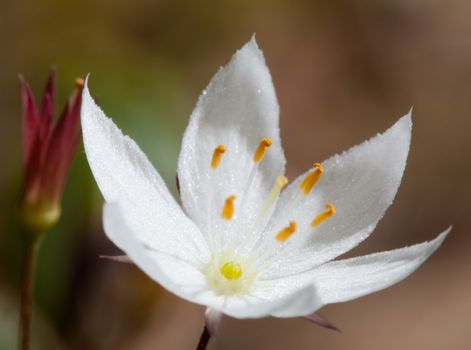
276;221;297;242
211;145;226;169
236;138;273;220
261;175;288;214
235;175;289;254
311;203;336;227
299;162;324;195
253;138;272;163
221;195;236;220
220;261;243;280
275;175;289;189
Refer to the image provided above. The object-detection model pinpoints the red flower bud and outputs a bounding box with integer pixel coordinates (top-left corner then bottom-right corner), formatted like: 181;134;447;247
19;69;83;232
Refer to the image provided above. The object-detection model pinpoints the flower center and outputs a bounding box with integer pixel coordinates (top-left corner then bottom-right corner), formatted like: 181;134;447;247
220;261;243;280
203;253;255;296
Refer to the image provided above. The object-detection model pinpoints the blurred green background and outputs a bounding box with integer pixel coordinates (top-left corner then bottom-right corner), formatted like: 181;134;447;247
1;0;470;349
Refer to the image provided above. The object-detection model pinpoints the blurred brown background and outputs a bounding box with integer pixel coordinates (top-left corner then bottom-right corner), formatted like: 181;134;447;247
0;0;470;349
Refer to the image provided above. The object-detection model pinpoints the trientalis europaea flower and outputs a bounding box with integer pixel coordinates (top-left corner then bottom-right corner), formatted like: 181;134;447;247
81;38;449;325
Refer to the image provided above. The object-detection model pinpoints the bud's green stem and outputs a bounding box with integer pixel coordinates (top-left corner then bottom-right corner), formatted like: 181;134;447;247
19;237;41;350
17;201;59;350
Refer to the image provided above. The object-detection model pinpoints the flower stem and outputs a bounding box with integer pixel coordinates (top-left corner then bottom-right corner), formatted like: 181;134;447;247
18;236;41;350
196;325;211;350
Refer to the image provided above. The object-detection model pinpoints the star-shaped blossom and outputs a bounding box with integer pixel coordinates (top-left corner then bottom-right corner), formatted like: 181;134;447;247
81;38;449;323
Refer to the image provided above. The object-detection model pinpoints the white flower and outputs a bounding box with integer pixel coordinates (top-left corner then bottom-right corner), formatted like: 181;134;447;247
81;38;449;322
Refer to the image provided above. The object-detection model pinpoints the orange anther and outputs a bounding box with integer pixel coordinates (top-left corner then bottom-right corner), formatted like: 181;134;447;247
311;203;336;227
276;221;297;242
299;163;324;195
211;145;226;168
253;138;273;163
221;195;236;220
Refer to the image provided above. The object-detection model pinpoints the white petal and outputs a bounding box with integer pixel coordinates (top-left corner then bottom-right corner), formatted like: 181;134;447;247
177;37;286;249
81;80;209;262
217;284;321;319
258;113;412;277
103;203;209;304
314;228;450;304
263;228;449;310
264;284;322;318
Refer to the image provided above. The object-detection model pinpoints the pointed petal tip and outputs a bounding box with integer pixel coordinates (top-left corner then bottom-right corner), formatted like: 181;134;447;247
403;109;412;122
403;109;413;125
83;75;91;93
377;111;412;153
249;33;258;46
394;111;412;133
82;74;92;95
430;226;451;248
81;76;94;111
416;226;450;255
238;34;263;59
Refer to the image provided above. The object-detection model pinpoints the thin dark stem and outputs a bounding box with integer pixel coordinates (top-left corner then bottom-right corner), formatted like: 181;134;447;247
19;237;41;350
196;325;211;350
